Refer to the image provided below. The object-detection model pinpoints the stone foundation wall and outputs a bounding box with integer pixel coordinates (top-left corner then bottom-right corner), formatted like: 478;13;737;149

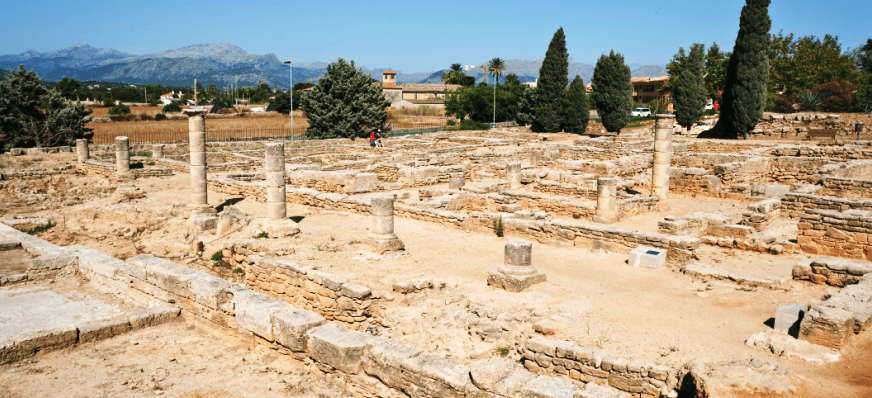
782;193;872;218
748;112;872;140
523;336;677;398
77;160;173;178
558;154;653;177
287;170;378;194
0;165;76;180
669;168;722;196
712;157;770;185
533;180;597;200
766;145;872;160
797;208;872;261
619;197;660;217
820;177;872;199
792;256;872;287
223;241;381;330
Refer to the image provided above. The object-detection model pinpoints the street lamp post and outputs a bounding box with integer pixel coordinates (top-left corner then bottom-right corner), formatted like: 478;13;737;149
284;60;294;141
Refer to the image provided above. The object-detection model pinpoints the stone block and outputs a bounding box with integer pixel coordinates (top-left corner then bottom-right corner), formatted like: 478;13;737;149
488;269;547;292
188;275;235;310
306;322;369;374
271;306;326;352
401;353;479;397
470;358;533;395
575;382;629;398
128;305;181;329
234;290;282;341
129;254;200;300
799;305;855;349
628;246;667;270
775;304;806;334
519;375;580;398
362;336;423;389
340;282;372;300
77;315;131;343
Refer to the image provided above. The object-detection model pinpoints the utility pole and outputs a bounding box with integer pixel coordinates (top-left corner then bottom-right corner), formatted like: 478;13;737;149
194;79;197;105
284;60;294;141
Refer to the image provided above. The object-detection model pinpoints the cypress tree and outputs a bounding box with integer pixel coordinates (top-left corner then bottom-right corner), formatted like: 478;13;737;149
563;75;590;134
533;28;569;133
712;0;771;139
591;51;633;133
674;44;707;132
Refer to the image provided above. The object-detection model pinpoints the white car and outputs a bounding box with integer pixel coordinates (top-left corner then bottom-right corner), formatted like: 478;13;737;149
631;107;651;117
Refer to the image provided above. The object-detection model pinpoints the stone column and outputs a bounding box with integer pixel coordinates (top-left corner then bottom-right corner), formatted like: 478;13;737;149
188;114;209;210
115;136;132;180
507;163;522;190
449;172;465;190
364;196;405;254
265;143;287;220
594;178;618;223
152;144;164;159
76;139;89;163
487;240;546;292
652;114;674;209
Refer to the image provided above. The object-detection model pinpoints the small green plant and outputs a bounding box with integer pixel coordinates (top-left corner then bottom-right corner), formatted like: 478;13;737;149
494;216;504;237
254;231;269;239
147;161;155;166
349;240;361;245
798;91;822;112
232;267;244;274
737;279;744;285
498;347;510;357
28;221;55;235
330;236;335;241
750;189;763;197
32;158;42;162
154;113;167;121
109;187;117;192
211;251;224;262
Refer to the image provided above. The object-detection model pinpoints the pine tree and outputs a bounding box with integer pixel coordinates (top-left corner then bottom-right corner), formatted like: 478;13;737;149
591;51;633;133
516;87;538;126
674;44;707;131
299;58;391;139
712;0;771;139
563;76;590;134
533;28;569;133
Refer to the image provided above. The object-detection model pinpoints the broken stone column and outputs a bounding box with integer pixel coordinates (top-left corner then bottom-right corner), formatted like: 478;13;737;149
507;163;522;189
487;240;546;292
594;178;618;223
76;139;89;163
266;143;286;219
152;144;164;159
651;114;674;209
186;111;217;229
364;196;404;254
114;136;133;180
449;172;465;190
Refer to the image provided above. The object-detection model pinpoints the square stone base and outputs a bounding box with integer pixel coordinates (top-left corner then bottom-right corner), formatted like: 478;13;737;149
250;218;300;239
188;214;217;231
628;246;667;270
487;269;546;292
363;233;405;254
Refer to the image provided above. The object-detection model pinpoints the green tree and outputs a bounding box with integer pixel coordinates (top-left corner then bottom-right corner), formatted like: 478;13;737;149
207;84;218;96
444;74;525;123
299;58;390;139
675;44;708;131
563;75;590;134
769;32;861;96
516;87;538;126
592;51;633;133
293;82;315;91
704;43;729;102
661;47;687;95
533;27;569;132
488;58;506;84
162;102;182;113
55;77;81;99
712;0;772;139
108;103;131;116
0;66;92;150
852;85;872;113
859;39;872;75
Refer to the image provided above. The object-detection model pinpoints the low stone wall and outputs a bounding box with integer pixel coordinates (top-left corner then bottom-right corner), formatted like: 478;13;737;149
7;146;73;156
523;336;677;397
533;180;597;200
78;160;173;178
797;208;872;261
619;197;660;217
287;170;378;194
0;224;78;286
712;157;769;186
0;165;76;180
669;168;721;196
223;240;381;330
748;112;872;141
820;177;872;199
502;191;596;220
558;154;653;177
766;145;872;160
782;193;872;218
792;256;872;287
741;198;782;231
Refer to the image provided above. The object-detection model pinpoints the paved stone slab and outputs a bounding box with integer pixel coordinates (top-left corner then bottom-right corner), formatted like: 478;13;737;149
775;304;806;333
271;306;325;352
519;375;580;398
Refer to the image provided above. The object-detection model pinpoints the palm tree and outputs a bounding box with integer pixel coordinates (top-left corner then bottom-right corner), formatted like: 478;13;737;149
443;63;465;84
488;58;506;85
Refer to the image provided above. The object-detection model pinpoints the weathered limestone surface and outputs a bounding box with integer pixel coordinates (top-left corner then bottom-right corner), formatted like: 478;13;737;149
364;196;405;254
488;240;546;292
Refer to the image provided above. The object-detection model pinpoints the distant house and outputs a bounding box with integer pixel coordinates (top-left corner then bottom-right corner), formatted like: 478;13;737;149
159;91;177;105
376;70;460;109
631;76;673;110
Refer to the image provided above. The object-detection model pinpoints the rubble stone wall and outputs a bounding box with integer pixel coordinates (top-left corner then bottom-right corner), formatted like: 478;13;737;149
797;208;872;261
78;160;173;178
0;165;76;180
782;193;872;218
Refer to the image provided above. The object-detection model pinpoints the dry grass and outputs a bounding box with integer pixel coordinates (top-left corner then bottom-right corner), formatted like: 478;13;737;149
388;105;446;117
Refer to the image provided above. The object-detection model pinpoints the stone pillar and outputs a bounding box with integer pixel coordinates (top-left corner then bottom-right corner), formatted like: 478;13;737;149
364;196;405;254
487;240;546;292
594;178;618;223
265;143;287;220
76;139;89;163
652;114;674;209
114;136;132;180
152;144;164;159
507;163;522;189
449;172;465;190
188;114;209;209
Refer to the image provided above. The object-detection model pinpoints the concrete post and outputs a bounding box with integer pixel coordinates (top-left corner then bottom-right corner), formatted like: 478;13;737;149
487;240;546;292
76;139;89;163
449;172;465;190
189;114;208;208
364;196;404;254
652;114;674;209
507;163;522;189
265;143;287;220
152;144;164;159
115;136;130;174
594;178;618;223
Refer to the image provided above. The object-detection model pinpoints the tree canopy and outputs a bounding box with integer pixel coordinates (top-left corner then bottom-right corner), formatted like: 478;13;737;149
533;27;569;132
563;75;590;135
674;44;708;129
592;51;633;133
445;74;526;123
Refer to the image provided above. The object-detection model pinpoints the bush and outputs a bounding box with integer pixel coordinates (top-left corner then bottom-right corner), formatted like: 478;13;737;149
703;109;718;116
852;86;872;113
494;216;504;237
210;251;224;262
811;81;854;112
162;102;182;113
138;113;151;121
773;94;797;113
108;103;130;116
154;113;166;121
798;91;822;112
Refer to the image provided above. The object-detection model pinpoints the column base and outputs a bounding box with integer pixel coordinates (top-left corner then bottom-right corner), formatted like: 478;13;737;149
593;215;618;224
363;233;405;254
188;214;218;231
249;218;300;239
114;172;135;182
187;203;217;214
487;266;546;292
112;183;144;203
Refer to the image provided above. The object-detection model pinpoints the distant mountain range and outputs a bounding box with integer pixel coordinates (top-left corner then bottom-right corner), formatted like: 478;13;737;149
0;43;667;88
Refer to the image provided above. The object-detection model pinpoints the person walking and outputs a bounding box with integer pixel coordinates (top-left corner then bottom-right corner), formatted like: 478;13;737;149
375;129;383;147
369;129;377;148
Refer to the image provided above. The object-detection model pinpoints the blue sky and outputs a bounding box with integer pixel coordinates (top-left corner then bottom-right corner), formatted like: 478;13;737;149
1;0;869;71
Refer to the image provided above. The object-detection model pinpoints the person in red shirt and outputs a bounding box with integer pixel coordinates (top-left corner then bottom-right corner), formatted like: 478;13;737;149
369;130;376;147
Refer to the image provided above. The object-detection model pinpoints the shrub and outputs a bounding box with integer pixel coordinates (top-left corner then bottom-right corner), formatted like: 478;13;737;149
108;103;130;116
811;81;854;112
210;251;224;262
773;94;797;113
153;113;166;121
494;216;504;237
28;221;55;235
797;91;822;112
162;102;182;113
253;231;269;239
703;109;718;116
138;113;151;121
853;85;872;114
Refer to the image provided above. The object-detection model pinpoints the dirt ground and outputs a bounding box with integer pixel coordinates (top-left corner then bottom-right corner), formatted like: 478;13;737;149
3;149;872;397
0;322;357;398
